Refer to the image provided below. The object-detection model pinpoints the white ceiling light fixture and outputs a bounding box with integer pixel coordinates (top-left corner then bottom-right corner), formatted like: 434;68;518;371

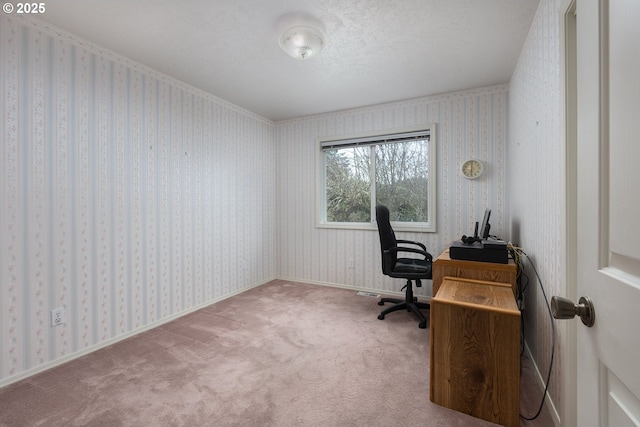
279;25;325;60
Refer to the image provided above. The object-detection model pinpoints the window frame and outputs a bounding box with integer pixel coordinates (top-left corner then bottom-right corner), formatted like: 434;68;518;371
316;124;437;232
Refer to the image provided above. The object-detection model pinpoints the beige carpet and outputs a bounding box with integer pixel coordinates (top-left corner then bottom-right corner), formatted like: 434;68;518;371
0;280;553;426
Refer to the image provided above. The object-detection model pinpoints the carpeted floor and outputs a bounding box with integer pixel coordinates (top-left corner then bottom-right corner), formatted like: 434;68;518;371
0;280;553;426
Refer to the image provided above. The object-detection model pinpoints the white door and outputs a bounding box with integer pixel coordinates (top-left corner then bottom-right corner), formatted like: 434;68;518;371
576;0;640;425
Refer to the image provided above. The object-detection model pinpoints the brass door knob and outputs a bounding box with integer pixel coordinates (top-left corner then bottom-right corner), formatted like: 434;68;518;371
551;295;595;327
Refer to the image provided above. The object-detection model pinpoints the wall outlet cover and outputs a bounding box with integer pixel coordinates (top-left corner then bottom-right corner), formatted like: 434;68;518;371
51;308;65;326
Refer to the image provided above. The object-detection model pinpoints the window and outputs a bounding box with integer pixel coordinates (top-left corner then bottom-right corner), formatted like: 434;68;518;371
317;125;436;232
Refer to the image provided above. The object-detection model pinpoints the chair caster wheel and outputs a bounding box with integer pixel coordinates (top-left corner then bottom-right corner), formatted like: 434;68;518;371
419;322;427;329
378;314;385;320
378;301;384;306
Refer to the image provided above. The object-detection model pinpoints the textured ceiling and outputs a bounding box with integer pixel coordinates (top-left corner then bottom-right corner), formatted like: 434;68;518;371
38;0;540;121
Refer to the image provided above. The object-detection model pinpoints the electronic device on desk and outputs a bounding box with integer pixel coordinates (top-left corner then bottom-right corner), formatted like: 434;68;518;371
450;209;508;264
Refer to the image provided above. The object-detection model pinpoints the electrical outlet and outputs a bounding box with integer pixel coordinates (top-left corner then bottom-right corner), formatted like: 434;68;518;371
348;259;355;269
51;307;65;327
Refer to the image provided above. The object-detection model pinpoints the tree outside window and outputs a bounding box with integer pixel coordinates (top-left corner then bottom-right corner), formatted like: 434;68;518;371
319;126;435;231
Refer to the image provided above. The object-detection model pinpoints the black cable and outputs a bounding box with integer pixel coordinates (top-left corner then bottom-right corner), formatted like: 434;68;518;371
520;313;526;357
508;245;527;357
521;271;530;294
514;248;556;421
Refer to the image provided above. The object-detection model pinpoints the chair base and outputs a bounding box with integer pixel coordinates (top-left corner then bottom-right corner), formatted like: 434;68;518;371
377;280;430;329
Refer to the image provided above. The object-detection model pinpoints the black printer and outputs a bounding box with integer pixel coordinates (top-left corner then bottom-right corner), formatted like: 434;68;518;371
449;237;508;264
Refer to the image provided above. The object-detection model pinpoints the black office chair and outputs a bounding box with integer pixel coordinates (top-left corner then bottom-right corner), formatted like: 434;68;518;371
375;205;432;329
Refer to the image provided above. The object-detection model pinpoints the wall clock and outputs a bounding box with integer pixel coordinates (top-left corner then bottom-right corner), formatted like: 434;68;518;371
461;159;484;179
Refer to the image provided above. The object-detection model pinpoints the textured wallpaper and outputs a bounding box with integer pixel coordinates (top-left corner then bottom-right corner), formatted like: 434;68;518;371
508;0;562;421
0;16;276;384
276;86;509;296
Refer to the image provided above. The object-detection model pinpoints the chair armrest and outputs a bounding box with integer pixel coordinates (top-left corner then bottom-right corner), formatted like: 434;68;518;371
396;239;427;252
387;246;433;262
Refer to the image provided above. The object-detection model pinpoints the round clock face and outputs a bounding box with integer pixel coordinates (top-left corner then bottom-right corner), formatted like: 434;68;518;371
461;159;483;179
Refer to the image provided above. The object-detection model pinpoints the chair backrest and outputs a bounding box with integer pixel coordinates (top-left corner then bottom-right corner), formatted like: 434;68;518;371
375;205;397;273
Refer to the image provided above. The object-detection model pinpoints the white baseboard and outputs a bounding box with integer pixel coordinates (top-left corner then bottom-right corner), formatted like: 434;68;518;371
276;276;433;303
523;342;561;426
0;278;271;390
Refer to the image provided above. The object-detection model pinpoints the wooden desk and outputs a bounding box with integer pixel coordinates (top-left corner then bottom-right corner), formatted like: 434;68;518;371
432;247;517;297
430;277;520;427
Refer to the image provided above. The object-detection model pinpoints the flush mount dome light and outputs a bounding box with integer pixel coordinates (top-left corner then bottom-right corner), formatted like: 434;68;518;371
279;26;325;60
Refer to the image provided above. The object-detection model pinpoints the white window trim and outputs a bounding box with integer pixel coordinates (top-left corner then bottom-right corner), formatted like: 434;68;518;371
316;124;437;232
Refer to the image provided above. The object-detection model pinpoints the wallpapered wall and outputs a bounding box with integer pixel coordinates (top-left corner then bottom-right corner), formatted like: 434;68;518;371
509;0;563;422
0;9;560;410
275;85;508;296
0;16;276;384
